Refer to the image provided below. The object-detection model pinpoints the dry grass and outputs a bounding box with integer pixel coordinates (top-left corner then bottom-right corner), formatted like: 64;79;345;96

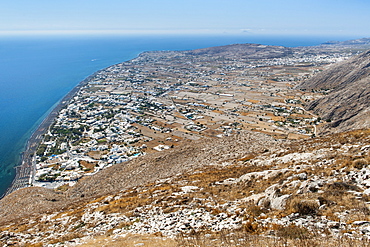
79;234;177;247
79;160;97;173
90;163;272;217
176;230;370;247
25;244;43;247
55;183;70;192
48;232;85;245
97;195;151;214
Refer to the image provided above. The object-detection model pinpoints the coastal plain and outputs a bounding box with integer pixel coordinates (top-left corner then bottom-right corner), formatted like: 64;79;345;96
23;43;356;190
1;39;370;246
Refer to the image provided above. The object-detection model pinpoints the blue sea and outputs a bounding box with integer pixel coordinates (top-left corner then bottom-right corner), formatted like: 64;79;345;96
0;34;357;196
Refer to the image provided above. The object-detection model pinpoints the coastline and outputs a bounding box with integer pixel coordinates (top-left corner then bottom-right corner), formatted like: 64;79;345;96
0;71;101;199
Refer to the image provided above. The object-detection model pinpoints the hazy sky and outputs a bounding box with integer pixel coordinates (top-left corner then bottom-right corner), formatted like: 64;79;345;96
1;0;369;36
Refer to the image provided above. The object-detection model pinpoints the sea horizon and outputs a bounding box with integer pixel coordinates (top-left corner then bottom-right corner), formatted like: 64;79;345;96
0;33;362;196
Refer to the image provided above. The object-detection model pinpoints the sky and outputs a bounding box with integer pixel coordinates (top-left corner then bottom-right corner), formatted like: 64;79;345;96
0;0;369;37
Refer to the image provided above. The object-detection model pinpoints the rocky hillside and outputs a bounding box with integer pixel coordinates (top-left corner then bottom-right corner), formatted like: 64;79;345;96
0;131;280;225
299;50;370;134
1;129;370;246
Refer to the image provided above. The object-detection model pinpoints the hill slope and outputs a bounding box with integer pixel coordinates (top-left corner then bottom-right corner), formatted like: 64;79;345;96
299;50;370;134
1;129;370;246
0;131;279;225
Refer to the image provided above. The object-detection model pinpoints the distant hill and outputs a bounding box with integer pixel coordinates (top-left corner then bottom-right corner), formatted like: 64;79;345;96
186;43;293;59
299;50;370;133
321;37;370;46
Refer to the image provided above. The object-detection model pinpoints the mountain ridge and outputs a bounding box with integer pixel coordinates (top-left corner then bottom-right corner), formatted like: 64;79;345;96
299;50;370;134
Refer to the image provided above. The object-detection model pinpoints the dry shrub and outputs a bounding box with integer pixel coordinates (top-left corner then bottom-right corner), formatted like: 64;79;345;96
243;218;259;233
48;232;84;245
335;158;353;170
351;129;370;139
317;196;335;207
327;181;360;191
337;136;348;145
274;224;312;239
27;244;44;247
288;198;319;215
320;187;370;222
177;231;211;247
246;204;267;217
352;158;368;169
55;184;70;192
349;206;370;222
97;195;150;214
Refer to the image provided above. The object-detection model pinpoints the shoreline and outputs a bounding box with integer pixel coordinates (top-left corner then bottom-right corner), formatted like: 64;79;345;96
0;52;147;200
0;71;102;199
